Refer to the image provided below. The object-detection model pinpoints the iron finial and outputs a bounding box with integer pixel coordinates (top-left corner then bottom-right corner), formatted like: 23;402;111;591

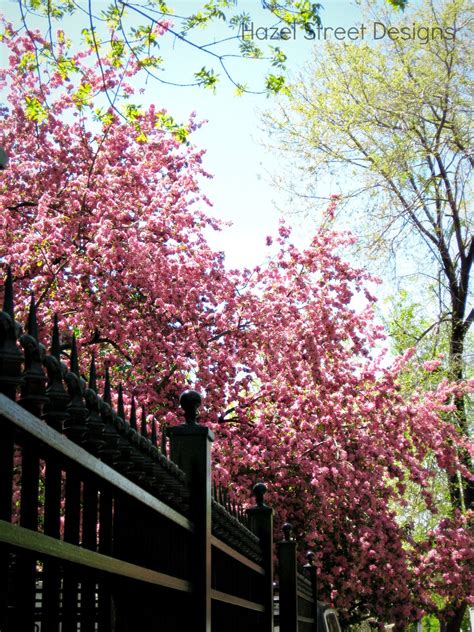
253;482;267;507
151;417;157;446
179;389;202;424
140;407;148;439
282;523;293;542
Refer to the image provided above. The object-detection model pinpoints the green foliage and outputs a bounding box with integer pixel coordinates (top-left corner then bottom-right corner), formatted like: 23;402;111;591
11;0;405;97
25;0;75;18
270;47;287;69
24;95;48;122
56;55;79;80
406;616;440;632
233;82;248;96
266;73;288;94
18;51;38;73
72;82;92;109
383;290;450;390
154;111;190;143
108;39;125;68
93;108;115;127
239;39;264;59
406;610;473;632
267;0;472;239
386;0;408;7
194;66;219;91
384;289;472;544
101;4;122;30
384;289;473;398
263;0;322;27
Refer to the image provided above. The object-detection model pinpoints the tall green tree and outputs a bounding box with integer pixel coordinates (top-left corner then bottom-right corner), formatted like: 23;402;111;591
265;0;473;510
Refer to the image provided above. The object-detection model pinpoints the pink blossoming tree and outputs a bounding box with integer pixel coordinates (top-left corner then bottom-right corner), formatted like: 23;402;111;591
0;24;472;630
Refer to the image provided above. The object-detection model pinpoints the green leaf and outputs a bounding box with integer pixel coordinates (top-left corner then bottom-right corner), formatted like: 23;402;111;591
234;83;248;96
72;82;92;109
108;39;125;67
18;51;38;74
270;47;287;69
24;96;48;123
57;55;78;80
265;73;288;94
123;103;143;122
194;66;219;91
154;111;190;143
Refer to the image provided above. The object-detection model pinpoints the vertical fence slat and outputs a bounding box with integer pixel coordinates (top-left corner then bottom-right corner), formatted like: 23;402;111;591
42;455;62;631
82;479;98;632
15;439;40;631
62;471;81;632
0;420;14;631
98;490;113;631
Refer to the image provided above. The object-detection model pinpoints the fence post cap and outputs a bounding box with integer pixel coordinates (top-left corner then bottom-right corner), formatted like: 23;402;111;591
282;522;293;541
252;482;268;506
179;389;202;424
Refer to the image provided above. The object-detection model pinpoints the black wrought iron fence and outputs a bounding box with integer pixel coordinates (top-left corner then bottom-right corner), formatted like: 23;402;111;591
0;268;328;632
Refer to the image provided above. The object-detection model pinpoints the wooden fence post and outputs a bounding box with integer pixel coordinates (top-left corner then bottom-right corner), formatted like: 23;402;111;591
168;390;213;632
247;482;274;632
278;523;298;632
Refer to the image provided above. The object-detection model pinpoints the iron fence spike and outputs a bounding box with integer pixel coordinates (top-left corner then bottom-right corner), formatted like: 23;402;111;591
27;294;39;341
51;314;61;360
117;383;125;419
3;266;14;318
103;366;112;405
140;406;148;439
89;355;97;392
151;417;157;446
130;394;137;430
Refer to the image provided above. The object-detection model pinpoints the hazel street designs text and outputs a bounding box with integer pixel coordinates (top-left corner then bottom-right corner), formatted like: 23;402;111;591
240;21;456;43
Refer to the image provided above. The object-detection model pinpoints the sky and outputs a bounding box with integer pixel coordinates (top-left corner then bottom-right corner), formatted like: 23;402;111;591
139;0;367;270
0;0;369;270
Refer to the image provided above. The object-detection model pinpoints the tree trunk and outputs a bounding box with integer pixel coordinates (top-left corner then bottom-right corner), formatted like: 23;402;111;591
440;601;467;632
448;316;473;512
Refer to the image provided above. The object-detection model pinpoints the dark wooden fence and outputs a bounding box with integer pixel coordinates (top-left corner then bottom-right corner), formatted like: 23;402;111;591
0;268;323;632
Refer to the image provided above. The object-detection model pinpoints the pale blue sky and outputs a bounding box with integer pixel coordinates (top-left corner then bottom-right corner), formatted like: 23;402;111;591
135;1;367;269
